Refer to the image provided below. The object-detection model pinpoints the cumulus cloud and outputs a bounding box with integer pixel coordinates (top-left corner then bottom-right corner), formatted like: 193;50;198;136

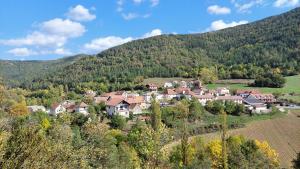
84;29;162;53
274;0;299;7
207;20;248;31
207;5;231;15
142;29;162;38
41;18;86;38
1;18;85;47
1;10;87;57
84;36;134;52
7;48;37;57
66;5;96;22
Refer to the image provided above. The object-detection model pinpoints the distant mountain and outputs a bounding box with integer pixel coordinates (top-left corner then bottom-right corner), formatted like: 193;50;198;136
1;7;300;88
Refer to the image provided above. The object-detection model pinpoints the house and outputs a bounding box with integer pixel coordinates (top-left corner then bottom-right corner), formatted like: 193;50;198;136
129;103;143;115
195;94;215;105
126;96;149;110
146;84;158;91
85;90;96;98
106;98;130;118
179;81;188;88
236;89;260;98
192;80;202;89
62;100;76;113
164;82;173;88
250;94;276;103
27;105;46;113
175;87;195;99
75;102;89;115
94;96;109;104
50;103;66;116
216;87;230;96
102;91;127;99
216;96;243;104
144;92;164;103
243;95;268;113
165;89;178;100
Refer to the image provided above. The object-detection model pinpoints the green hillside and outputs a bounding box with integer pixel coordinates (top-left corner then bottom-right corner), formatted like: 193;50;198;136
0;54;87;87
1;7;300;89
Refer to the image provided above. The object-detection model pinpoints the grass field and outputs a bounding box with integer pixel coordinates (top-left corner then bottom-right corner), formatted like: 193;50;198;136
206;75;300;94
163;109;300;168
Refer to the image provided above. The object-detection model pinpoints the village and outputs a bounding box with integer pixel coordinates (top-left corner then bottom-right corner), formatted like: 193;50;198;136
27;79;279;118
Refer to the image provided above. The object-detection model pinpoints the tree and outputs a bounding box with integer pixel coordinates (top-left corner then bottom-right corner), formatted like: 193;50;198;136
110;115;126;130
175;101;190;167
151;98;162;132
221;110;229;169
292;152;300;169
9;101;29;116
188;98;204;122
198;68;218;84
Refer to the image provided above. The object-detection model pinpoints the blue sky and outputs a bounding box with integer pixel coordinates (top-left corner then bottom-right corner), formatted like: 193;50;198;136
0;0;299;60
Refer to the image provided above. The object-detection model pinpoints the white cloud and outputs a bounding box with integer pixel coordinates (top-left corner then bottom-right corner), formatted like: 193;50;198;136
41;18;86;38
1;18;85;47
66;5;96;22
84;29;162;52
207;5;231;15
150;0;159;7
122;13;139;20
207;20;248;31
84;36;134;52
0;32;67;47
274;0;299;7
7;48;37;57
142;29;162;38
231;0;263;13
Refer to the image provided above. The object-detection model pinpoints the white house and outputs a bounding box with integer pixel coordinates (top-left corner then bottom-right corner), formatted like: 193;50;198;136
27;105;47;113
50;103;66;116
76;102;89;116
106;98;130;118
216;87;230;96
196;94;215;105
129;103;143;115
164;82;173;88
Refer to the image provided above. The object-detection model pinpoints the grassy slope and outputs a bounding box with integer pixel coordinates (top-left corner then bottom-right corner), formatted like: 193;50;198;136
206;75;300;94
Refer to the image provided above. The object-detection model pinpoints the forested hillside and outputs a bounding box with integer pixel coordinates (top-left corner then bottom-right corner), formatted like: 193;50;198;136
1;7;300;90
0;55;87;87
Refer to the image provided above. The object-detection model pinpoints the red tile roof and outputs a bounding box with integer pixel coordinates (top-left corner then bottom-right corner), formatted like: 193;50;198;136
126;96;144;104
106;98;129;106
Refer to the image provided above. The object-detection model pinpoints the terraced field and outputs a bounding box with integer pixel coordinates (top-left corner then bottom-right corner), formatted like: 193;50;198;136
164;110;300;168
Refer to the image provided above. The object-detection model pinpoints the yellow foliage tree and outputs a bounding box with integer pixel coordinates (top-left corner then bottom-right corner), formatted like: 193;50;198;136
206;139;222;169
255;140;280;168
9;101;29;116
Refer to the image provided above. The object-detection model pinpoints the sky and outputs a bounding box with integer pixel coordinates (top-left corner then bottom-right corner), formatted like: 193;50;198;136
0;0;299;60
